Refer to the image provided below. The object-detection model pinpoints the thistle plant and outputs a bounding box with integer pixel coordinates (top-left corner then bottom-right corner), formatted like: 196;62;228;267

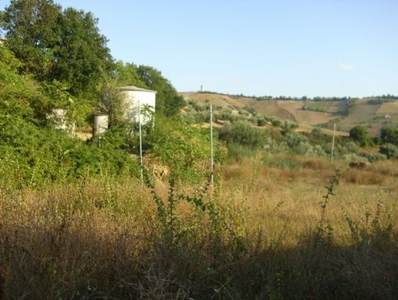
314;169;339;248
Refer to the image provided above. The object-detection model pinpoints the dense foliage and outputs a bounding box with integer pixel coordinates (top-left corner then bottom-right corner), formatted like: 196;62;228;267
0;43;139;188
349;125;374;147
1;0;113;97
380;126;398;146
136;65;186;117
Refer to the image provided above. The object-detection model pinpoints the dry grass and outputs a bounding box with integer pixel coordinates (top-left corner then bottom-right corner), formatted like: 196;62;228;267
1;157;398;298
377;101;398;116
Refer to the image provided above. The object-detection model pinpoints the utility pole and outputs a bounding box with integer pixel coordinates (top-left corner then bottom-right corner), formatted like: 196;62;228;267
210;104;214;188
331;123;336;163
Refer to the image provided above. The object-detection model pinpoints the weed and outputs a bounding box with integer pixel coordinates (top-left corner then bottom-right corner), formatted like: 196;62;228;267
339;192;395;249
314;169;339;248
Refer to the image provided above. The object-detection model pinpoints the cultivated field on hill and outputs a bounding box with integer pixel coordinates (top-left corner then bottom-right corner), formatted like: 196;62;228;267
377;101;398;116
278;100;334;125
182;92;398;137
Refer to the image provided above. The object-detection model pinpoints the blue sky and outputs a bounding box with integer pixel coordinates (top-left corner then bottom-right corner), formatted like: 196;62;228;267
2;0;398;98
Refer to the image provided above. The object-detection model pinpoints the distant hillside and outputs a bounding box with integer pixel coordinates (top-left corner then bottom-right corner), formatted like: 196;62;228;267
180;92;398;137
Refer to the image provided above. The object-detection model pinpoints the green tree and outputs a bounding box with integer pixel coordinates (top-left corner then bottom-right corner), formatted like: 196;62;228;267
1;0;61;80
0;43;50;121
349;125;373;147
137;65;185;117
112;61;145;87
380;126;398;147
52;7;113;96
1;0;113;97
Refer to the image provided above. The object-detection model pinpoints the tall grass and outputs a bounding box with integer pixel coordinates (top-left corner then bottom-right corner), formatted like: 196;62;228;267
1;157;398;299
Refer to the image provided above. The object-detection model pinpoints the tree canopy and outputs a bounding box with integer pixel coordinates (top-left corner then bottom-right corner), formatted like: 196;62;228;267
380;126;398;147
1;0;61;80
136;65;185;117
1;0;113;97
349;125;373;147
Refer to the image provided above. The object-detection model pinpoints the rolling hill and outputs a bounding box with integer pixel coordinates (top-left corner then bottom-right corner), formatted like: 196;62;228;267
180;92;398;137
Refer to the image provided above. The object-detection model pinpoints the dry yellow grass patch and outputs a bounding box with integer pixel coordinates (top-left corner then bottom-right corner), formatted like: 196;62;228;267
217;157;398;248
1;157;398;298
377;101;398;116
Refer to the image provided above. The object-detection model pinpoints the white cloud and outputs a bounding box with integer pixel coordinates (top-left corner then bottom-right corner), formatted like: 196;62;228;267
339;63;355;71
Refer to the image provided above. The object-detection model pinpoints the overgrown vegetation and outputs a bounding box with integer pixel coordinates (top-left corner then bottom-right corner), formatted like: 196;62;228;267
1;157;398;299
1;1;398;298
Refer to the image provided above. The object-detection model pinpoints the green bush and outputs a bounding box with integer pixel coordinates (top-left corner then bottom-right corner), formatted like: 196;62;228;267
226;142;257;162
359;152;387;163
349;125;374;147
218;121;268;150
282;132;308;149
148;117;219;182
269;117;282;127
380;126;398;147
257;117;267;127
380;143;398;160
0;106;139;188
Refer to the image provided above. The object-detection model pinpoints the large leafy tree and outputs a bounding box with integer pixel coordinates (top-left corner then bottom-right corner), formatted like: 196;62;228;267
52;7;113;96
1;0;61;80
1;0;113;97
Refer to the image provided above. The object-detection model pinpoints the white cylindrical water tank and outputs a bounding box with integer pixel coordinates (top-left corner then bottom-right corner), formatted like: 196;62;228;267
93;115;108;137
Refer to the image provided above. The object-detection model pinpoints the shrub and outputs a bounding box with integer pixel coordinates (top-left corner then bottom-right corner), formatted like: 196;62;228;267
380;126;398;146
380;143;398;160
218;121;268;150
257;117;267;127
148;117;220;182
269;117;282;127
359;152;387;163
0;123;139;189
349;125;374;147
226;142;258;162
283;132;308;149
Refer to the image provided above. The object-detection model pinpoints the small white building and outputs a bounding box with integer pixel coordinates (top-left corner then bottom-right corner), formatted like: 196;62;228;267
47;108;76;136
118;86;157;124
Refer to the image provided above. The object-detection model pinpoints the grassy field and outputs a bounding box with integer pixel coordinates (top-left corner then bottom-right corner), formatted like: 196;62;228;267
1;156;398;299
